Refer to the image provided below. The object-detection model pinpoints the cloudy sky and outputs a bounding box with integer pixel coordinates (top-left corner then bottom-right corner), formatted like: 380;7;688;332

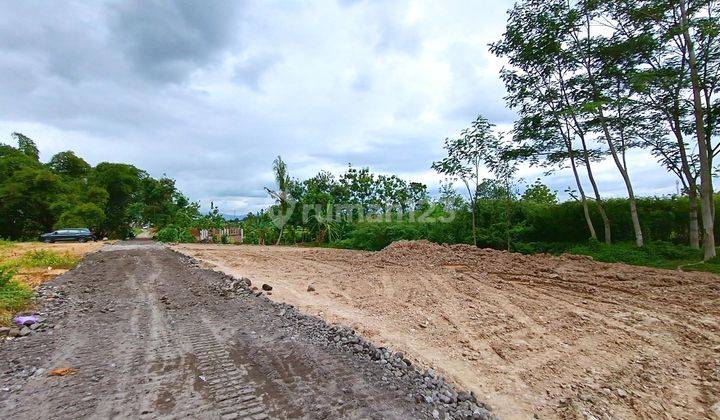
1;0;678;214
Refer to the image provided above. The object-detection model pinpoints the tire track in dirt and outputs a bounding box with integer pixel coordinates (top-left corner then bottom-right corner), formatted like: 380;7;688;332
1;242;447;420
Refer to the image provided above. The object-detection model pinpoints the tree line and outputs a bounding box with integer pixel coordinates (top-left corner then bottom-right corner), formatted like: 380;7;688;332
0;133;200;239
486;0;719;260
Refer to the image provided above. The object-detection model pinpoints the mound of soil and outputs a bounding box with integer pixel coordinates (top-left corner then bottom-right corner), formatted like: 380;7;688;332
177;241;720;419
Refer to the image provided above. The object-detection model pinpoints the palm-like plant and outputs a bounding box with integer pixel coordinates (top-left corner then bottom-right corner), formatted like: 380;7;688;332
265;156;291;245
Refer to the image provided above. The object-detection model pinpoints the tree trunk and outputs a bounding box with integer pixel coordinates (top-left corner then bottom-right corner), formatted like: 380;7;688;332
578;135;612;244
471;200;478;247
680;0;716;260
598;112;644;247
585;165;611;245
689;183;700;249
275;227;283;245
567;140;597;240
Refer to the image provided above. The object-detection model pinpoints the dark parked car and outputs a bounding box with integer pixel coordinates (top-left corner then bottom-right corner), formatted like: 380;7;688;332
40;228;95;243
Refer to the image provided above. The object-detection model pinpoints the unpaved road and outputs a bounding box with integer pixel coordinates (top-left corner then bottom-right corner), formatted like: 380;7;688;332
1;242;489;419
176;241;720;419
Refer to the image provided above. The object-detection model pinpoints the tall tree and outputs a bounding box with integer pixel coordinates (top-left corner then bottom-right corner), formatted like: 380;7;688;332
491;0;612;243
570;1;645;246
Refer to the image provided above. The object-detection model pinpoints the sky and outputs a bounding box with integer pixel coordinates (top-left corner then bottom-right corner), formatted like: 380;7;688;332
0;0;679;214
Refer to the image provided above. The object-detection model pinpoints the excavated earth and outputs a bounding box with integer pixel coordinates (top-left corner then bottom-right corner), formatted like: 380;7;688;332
175;241;720;419
0;242;494;419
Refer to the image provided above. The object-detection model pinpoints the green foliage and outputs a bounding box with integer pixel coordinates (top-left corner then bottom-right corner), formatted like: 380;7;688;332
55;203;106;232
18;250;79;269
522;179;558;204
0;265;31;319
0;275;32;315
0;134;201;240
48;151;91;177
567;241;716;271
0;265;16;289
13;132;39;161
155;225;196;243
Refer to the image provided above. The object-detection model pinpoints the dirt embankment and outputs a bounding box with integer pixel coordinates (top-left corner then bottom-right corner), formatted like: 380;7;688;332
175;241;720;419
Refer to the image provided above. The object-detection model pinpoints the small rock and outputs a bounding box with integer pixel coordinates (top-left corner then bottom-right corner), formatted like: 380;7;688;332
307;284;316;292
19;327;31;336
261;284;273;291
616;388;628;398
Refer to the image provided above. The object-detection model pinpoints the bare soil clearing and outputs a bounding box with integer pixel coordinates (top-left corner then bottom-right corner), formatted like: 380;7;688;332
1;242;483;419
175;241;720;419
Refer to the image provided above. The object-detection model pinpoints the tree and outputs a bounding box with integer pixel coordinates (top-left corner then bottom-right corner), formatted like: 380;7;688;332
610;0;720;257
522;179;558;204
12;132;39;161
265;156;292;245
567;0;645;247
491;0;613;244
48;151;91;177
678;0;718;259
432;115;501;247
91;163;141;238
56;203;105;231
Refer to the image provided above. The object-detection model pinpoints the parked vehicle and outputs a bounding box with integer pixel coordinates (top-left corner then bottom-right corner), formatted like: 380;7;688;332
40;228;95;243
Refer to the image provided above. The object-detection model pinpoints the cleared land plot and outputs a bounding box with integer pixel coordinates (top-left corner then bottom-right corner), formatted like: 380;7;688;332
175;240;720;419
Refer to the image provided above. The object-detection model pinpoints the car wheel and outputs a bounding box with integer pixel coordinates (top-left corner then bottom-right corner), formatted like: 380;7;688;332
43;238;51;243
78;238;86;243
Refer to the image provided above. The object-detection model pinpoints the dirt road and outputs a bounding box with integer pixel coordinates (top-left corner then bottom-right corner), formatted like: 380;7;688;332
1;242;491;419
176;241;720;419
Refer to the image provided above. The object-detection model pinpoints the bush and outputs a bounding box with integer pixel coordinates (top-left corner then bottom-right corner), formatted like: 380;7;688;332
155;225;195;243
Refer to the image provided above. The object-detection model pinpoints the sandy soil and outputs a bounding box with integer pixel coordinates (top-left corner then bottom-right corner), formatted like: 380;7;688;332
175;241;720;419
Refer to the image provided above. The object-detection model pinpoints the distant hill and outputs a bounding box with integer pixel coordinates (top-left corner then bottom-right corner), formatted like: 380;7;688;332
221;213;246;221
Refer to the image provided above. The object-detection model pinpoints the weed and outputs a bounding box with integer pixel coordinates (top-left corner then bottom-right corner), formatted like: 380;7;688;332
18;250;79;269
0;266;32;326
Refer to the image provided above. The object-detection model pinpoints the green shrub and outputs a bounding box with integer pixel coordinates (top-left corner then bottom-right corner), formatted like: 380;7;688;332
178;230;196;243
155;225;195;243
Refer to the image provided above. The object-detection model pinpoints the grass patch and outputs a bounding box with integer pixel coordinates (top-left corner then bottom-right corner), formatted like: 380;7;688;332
0;266;33;326
0;239;14;248
566;241;720;273
17;249;79;269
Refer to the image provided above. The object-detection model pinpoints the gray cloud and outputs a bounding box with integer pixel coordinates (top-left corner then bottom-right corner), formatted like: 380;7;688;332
0;0;679;214
109;0;242;82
